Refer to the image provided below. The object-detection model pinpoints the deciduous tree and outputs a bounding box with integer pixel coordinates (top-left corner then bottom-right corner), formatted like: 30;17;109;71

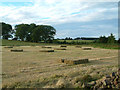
2;22;13;39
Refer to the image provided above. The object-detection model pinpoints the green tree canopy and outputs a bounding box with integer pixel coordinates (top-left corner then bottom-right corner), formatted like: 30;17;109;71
107;33;116;43
98;36;108;43
26;23;36;42
31;26;42;42
15;23;56;42
15;24;30;41
97;33;116;44
31;25;56;42
2;22;13;39
39;25;56;43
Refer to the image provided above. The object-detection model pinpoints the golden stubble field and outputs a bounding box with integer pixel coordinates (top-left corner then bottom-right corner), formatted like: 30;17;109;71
2;45;118;88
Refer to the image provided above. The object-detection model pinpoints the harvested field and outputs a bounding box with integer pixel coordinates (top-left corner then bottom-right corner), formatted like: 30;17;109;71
10;49;23;52
2;45;118;88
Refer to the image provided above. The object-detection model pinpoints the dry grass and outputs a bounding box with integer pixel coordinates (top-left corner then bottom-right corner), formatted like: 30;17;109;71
2;45;118;88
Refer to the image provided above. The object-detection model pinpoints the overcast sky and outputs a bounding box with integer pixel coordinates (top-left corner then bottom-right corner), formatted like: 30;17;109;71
0;0;118;39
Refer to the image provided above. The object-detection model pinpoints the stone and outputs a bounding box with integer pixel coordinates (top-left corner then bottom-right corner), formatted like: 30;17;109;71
112;85;116;88
114;81;118;85
106;75;111;78
93;86;99;89
88;81;96;86
118;69;120;75
82;83;85;88
118;79;120;83
80;70;120;89
75;82;82;88
107;85;112;88
82;83;90;88
56;78;66;88
116;76;119;80
95;82;102;88
103;79;111;86
111;72;116;77
117;83;120;88
101;85;107;88
114;77;119;83
103;80;107;86
111;76;116;82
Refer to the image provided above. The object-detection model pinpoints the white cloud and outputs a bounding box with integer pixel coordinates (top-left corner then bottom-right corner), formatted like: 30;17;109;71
0;0;119;2
0;1;117;25
0;0;33;2
0;0;118;38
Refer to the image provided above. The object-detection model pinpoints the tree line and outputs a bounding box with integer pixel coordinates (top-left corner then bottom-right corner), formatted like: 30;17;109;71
1;22;56;43
95;33;116;44
57;33;117;44
1;22;119;44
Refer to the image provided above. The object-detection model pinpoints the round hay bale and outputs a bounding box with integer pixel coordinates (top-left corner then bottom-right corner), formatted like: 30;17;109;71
54;48;66;50
39;50;54;52
4;46;13;48
11;49;23;52
60;45;67;47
